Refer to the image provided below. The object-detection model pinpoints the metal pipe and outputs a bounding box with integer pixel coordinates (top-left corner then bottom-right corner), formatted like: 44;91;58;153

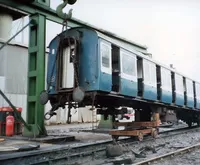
0;13;13;40
0;20;32;51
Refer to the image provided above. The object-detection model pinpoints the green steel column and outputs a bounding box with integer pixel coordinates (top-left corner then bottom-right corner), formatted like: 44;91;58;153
23;13;47;137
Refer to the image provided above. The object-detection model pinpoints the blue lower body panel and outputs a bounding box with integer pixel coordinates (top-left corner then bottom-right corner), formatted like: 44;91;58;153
187;96;194;108
99;72;111;92
120;79;137;97
161;90;172;104
175;93;184;106
143;84;157;101
196;100;200;109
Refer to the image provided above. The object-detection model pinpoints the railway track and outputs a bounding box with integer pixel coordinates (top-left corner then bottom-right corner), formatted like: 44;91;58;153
134;142;200;165
0;125;199;165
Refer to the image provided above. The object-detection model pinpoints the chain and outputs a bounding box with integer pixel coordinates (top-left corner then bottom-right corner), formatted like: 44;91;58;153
71;40;80;88
47;18;80;94
62;20;80;90
47;20;67;92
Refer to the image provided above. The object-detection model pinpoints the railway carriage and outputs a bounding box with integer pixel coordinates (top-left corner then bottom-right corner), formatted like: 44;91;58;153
43;27;200;126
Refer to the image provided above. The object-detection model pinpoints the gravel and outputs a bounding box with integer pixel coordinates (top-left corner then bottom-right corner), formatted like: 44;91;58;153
45;123;200;165
153;148;200;165
78;128;200;165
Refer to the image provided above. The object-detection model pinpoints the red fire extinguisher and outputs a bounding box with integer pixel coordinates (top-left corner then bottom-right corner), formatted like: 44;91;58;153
6;114;15;136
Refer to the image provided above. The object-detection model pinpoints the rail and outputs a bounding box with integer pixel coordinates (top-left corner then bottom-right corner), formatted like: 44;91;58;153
0;125;199;165
134;143;200;165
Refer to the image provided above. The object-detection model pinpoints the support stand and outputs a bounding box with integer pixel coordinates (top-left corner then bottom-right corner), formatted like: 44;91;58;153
98;115;114;129
23;14;47;137
110;111;160;141
67;106;72;124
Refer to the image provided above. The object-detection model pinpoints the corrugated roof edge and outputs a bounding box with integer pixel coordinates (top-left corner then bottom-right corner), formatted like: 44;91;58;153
70;17;148;50
0;38;50;53
0;38;28;49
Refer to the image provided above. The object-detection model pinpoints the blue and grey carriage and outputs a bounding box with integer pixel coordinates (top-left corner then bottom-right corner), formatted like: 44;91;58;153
43;27;200;126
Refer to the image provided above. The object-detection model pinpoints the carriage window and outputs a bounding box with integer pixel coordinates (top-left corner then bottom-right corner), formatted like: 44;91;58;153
175;74;184;94
186;79;193;97
143;59;156;87
161;67;172;91
150;63;156;86
144;61;151;83
121;52;136;76
101;42;110;68
196;83;200;99
100;40;111;74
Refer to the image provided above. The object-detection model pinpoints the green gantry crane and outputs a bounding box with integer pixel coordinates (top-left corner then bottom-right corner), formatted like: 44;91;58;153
0;0;82;137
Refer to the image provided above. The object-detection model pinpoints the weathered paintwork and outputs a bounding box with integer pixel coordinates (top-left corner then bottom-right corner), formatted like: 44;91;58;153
196;99;200;109
143;85;157;101
47;27;200;111
187;96;194;108
99;72;111;92
175;93;184;106
120;79;137;97
47;28;99;94
160;90;172;104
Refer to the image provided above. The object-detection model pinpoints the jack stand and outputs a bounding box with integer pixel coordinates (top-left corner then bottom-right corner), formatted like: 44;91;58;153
98;115;114;129
67;106;72;124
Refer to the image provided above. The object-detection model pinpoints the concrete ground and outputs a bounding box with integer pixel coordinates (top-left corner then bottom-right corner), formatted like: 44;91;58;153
0;122;111;154
0;122;188;154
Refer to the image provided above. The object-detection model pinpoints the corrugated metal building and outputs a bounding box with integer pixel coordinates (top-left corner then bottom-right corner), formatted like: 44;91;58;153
0;40;28;121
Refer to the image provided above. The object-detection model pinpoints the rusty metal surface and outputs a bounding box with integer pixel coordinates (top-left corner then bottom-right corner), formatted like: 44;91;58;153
113;121;160;127
110;128;153;136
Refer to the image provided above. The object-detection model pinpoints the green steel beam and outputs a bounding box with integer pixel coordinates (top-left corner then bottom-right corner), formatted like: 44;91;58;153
23;13;47;137
0;0;147;49
0;0;80;27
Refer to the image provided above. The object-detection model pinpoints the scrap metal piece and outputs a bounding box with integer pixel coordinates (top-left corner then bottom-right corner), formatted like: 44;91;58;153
73;87;85;103
39;90;49;105
106;144;123;158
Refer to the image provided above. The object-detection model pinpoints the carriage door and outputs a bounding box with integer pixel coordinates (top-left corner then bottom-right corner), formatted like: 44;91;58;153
120;49;138;97
62;45;75;89
99;39;112;92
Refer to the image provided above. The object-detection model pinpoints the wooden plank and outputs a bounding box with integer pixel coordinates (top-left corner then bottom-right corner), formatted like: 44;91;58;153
109;128;152;136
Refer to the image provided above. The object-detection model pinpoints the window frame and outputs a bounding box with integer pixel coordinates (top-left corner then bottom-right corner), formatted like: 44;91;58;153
143;59;157;87
100;39;112;74
161;67;172;92
120;49;137;81
195;82;200;100
186;78;194;98
175;73;184;95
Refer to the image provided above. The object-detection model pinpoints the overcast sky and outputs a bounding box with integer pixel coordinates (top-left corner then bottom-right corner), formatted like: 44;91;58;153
13;0;200;81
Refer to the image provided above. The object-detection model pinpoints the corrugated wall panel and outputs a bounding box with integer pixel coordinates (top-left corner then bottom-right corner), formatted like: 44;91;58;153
5;45;28;94
0;93;27;121
0;43;7;76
